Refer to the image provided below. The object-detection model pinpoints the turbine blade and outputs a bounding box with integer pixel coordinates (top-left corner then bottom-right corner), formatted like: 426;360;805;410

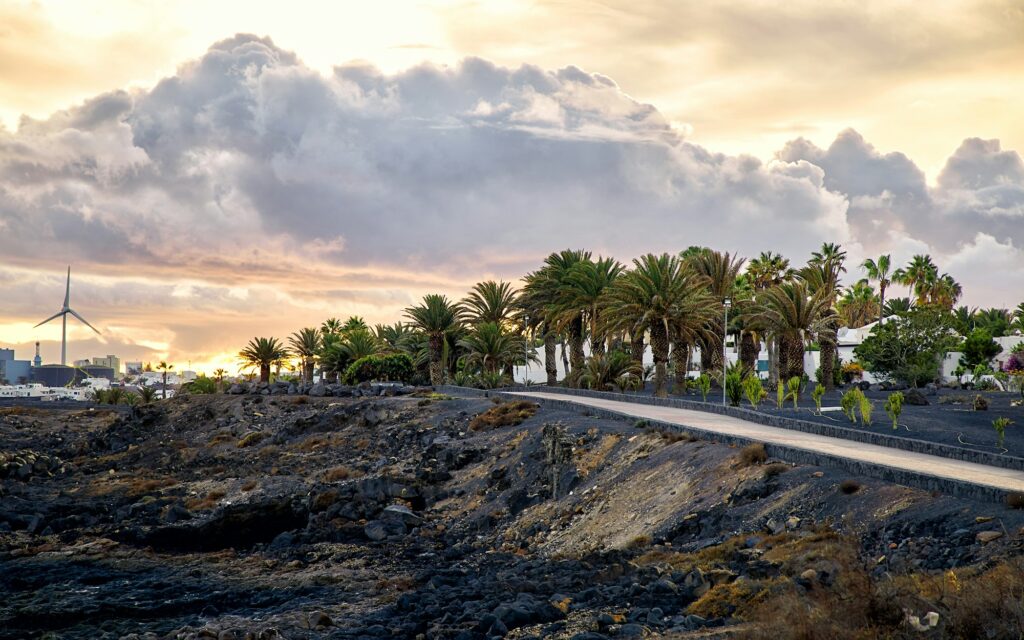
67;309;100;334
34;311;65;328
64;266;71;308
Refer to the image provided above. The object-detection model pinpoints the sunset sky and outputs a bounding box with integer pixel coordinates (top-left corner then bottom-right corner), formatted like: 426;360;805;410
1;0;1023;373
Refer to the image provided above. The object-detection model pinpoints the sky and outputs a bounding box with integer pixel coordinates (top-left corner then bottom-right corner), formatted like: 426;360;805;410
0;0;1022;373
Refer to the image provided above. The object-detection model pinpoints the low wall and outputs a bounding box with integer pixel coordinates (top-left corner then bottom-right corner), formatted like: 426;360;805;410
438;385;1020;504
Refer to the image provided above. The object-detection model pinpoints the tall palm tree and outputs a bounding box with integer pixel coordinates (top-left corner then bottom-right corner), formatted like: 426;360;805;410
289;327;322;384
895;254;938;305
745;251;793;379
603;253;712;398
836;280;880;329
689;250;745;373
754;282;832;381
522;249;591;384
860;254;893;325
557;256;623;358
804;243;846;389
405;294;462;385
238;338;290;384
375;323;414;353
155;361;172;400
342;316;369;334
928;273;962;310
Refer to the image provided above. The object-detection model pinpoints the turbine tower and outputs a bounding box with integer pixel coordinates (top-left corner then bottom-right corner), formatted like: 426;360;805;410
34;266;100;366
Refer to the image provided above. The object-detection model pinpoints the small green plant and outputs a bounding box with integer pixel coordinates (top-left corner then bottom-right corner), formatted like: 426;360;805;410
840;388;863;423
744;375;766;408
993;417;1012;448
811;383;825;414
858;394;873;426
787;376;801;409
884;392;904;430
696;374;711;402
776;379;785;409
726;369;744;407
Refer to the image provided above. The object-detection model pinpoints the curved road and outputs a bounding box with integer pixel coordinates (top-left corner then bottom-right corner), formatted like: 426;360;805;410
508;391;1024;494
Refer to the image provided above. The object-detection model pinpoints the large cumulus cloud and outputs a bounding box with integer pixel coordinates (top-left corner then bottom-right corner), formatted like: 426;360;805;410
0;33;1022;368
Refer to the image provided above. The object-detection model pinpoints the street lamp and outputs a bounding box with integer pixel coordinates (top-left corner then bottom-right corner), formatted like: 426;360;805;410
722;298;731;406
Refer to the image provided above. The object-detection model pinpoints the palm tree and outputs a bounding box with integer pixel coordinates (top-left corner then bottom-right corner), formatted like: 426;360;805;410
745;251;794;379
460;281;519;326
155;361;172;400
522;249;591;384
689;250;745;373
895;254;938;305
375;323;414;353
836;280;880;328
340;328;380;361
138;385;157;405
342;316;369;334
289;327;322;384
754;282;832;381
860;254;893;325
804;243;846;389
883;297;914;317
974;308;1012;337
557;256;623;358
1012;303;1024;333
238;337;290;384
603;253;712;398
579;351;642;391
405;294;462;385
458;322;534;376
321;317;343;337
928;273;962;309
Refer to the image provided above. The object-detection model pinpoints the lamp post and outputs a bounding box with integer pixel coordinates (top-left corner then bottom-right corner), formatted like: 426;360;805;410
722;298;731;406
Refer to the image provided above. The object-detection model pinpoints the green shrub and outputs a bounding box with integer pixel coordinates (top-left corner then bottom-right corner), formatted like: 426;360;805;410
776;380;785;409
858;394;873;426
696;374;712;402
811;383;825;414
183;375;218;395
787;376;801;409
884;392;903;430
726;369;745;407
841;388;863;424
993;417;1012;448
744;375;766;409
342;353;414;385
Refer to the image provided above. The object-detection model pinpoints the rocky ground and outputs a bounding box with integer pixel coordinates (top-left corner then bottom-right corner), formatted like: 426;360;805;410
2;390;1024;640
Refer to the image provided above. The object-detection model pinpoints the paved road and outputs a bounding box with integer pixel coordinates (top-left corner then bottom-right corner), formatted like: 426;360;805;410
509;391;1024;494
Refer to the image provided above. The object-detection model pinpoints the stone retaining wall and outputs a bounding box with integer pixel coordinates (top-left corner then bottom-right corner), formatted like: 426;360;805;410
438;385;1020;505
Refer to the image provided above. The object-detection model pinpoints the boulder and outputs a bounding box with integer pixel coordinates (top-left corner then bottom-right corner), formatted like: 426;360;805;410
309;383;326;397
381;504;424;527
905;389;929;406
976;531;1003;544
227;384;245;395
364;518;406;541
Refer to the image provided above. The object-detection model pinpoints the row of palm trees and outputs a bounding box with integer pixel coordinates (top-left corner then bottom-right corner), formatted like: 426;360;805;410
237;246;1019;398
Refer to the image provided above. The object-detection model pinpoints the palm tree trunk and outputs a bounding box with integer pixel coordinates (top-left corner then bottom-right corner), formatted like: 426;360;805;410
429;334;444;386
671;334;688;393
783;335;805;381
740;331;757;373
568;315;585;384
700;337;714;373
768;335;778;381
630;329;645;364
820;336;836;390
260;365;270;384
650;321;670;398
878;282;886;325
775;336;787;384
560;337;569;375
544;328;557;386
591;332;606;357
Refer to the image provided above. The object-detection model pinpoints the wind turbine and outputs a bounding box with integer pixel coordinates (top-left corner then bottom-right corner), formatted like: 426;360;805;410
34;266;100;366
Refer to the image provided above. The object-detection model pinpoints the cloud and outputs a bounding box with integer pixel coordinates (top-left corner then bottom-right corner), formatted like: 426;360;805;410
0;34;1022;369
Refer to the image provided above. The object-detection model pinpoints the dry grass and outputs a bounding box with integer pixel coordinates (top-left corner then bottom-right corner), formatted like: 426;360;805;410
469;401;539;431
738;443;767;467
626;534;652;549
296;435;328;452
762;463;790;479
237;431;267;448
208;433;235;447
185;489;227;511
323;466;361;482
577;434;622;477
240;480;258;492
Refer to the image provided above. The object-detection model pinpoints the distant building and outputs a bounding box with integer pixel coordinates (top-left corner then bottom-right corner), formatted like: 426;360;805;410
0;348;32;385
73;359;91;367
32;364;115;387
125;361;144;375
91;355;121;377
33;342;42;368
